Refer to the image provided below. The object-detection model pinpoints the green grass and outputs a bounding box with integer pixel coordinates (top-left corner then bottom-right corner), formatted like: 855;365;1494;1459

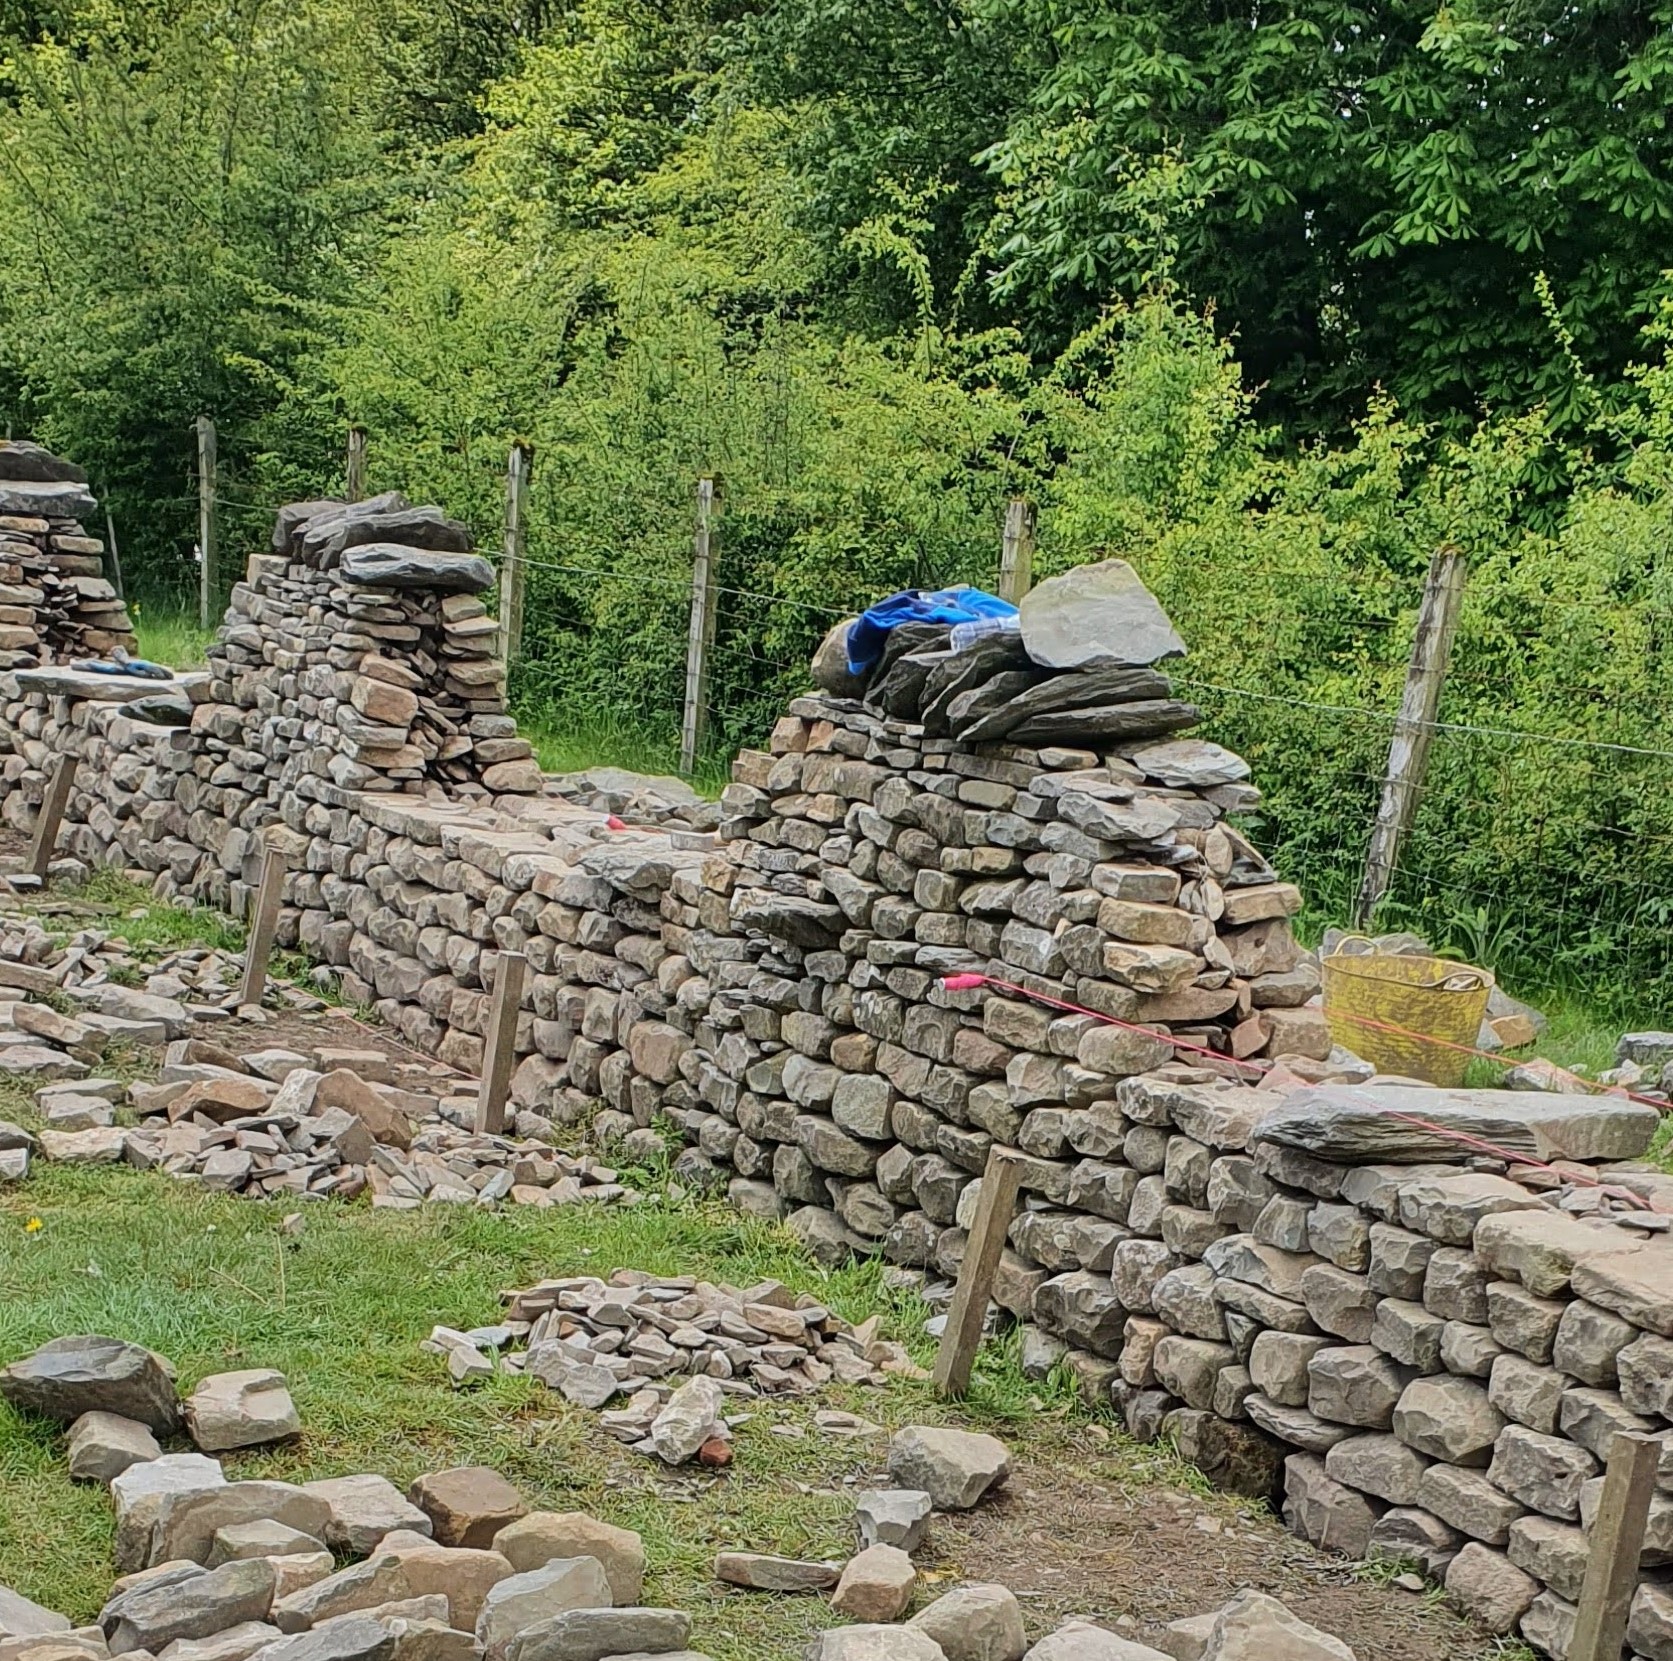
70;869;247;954
515;706;730;797
0;1153;1090;1658
131;608;215;671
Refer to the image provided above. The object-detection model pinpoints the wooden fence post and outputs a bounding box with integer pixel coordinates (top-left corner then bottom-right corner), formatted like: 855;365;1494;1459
998;498;1036;604
26;755;78;881
476;950;528;1135
500;442;532;666
195;415;218;630
1354;543;1468;928
1569;1431;1659;1661
103;504;125;602
346;426;367;503
679;475;719;776
933;1144;1026;1398
236;844;289;1012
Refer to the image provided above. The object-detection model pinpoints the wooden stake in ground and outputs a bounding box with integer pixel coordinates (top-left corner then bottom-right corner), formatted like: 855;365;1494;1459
196;414;218;631
26;754;78;881
501;442;532;666
103;505;125;602
933;1144;1026;1398
346;425;367;503
679;475;719;776
476;949;528;1135
1569;1430;1659;1661
998;498;1036;605
236;843;289;1012
1354;542;1467;927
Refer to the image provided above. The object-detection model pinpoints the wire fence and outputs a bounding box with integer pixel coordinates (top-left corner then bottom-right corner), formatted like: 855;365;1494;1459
115;431;1673;1019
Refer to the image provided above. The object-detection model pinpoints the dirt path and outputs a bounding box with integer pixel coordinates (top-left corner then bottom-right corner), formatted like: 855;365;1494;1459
934;1439;1483;1661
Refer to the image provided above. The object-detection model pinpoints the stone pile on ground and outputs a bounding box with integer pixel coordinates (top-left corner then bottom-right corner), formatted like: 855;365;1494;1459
717;1423;1013;1646
711;1427;1369;1660
0;442;137;668
433;1271;916;1418
798;1584;1360;1660
7;1033;637;1209
0;1342;690;1661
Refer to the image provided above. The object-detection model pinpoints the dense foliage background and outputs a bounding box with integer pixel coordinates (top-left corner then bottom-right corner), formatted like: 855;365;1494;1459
5;0;1673;1007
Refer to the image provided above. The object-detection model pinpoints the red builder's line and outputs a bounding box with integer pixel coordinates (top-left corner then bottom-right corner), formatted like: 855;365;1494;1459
937;971;1666;1214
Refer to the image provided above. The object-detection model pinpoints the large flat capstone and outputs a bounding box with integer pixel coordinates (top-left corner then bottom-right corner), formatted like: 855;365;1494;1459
0;442;87;485
13;669;207;705
0;478;97;519
1018;558;1186;670
339;545;494;595
1252;1086;1660;1164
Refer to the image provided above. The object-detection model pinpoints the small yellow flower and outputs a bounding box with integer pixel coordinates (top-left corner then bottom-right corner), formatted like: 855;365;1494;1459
24;1218;42;1232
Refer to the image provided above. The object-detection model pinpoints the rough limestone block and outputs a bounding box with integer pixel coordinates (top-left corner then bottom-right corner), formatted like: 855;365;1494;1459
1282;1454;1381;1559
1393;1377;1504;1466
1443;1543;1538;1635
67;1412;161;1483
1486;1425;1597;1521
406;1469;526;1550
183;1372;300;1453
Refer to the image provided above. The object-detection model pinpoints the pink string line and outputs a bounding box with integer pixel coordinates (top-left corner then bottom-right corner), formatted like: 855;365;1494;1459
938;971;1666;1214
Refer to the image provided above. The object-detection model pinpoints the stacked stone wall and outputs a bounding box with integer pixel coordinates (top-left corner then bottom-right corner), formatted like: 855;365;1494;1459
0;477;1668;1658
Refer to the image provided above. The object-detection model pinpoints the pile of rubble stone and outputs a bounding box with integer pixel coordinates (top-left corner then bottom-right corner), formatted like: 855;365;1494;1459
0;1341;1379;1661
4;1032;634;1210
426;1270;925;1417
815;562;1202;750
0;917;632;1210
0;442;136;668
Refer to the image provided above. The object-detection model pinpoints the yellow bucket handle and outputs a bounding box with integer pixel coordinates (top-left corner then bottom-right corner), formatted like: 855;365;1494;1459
1322;937;1492;995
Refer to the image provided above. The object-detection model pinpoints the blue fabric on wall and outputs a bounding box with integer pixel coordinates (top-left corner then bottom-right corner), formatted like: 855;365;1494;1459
845;587;1017;676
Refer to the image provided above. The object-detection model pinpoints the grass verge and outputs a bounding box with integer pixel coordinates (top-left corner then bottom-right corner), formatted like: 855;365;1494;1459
0;1141;1086;1659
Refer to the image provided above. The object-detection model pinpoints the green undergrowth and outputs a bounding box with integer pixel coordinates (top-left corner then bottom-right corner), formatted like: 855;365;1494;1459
515;703;730;798
131;609;214;672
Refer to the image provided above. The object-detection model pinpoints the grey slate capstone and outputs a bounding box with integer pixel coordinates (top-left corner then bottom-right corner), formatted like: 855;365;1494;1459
245;1615;397;1661
1018;557;1187;669
301;507;474;567
0;441;87;484
950;661;1173;744
1251;1085;1660;1163
0;478;98;520
339;543;495;595
0;1334;180;1433
505;1608;692;1661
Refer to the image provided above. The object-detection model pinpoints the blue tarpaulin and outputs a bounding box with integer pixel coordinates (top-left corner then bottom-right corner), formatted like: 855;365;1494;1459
845;587;1017;676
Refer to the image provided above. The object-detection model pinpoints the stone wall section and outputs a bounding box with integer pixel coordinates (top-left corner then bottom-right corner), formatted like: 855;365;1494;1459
0;480;1668;1659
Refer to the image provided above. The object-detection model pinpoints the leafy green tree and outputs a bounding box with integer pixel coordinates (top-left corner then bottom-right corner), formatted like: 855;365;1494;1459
978;0;1673;435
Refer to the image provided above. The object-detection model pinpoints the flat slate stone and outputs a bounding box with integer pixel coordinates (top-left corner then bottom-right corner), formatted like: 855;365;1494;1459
1019;558;1186;670
0;479;97;519
13;669;206;706
301;508;473;566
0;442;86;485
1130;738;1250;788
0;1335;180;1433
339;545;495;595
1252;1086;1659;1164
919;632;1031;734
1007;698;1200;745
951;662;1173;744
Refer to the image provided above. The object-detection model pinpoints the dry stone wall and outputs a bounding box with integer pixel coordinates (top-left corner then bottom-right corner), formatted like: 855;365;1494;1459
0;475;1669;1659
0;442;137;666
